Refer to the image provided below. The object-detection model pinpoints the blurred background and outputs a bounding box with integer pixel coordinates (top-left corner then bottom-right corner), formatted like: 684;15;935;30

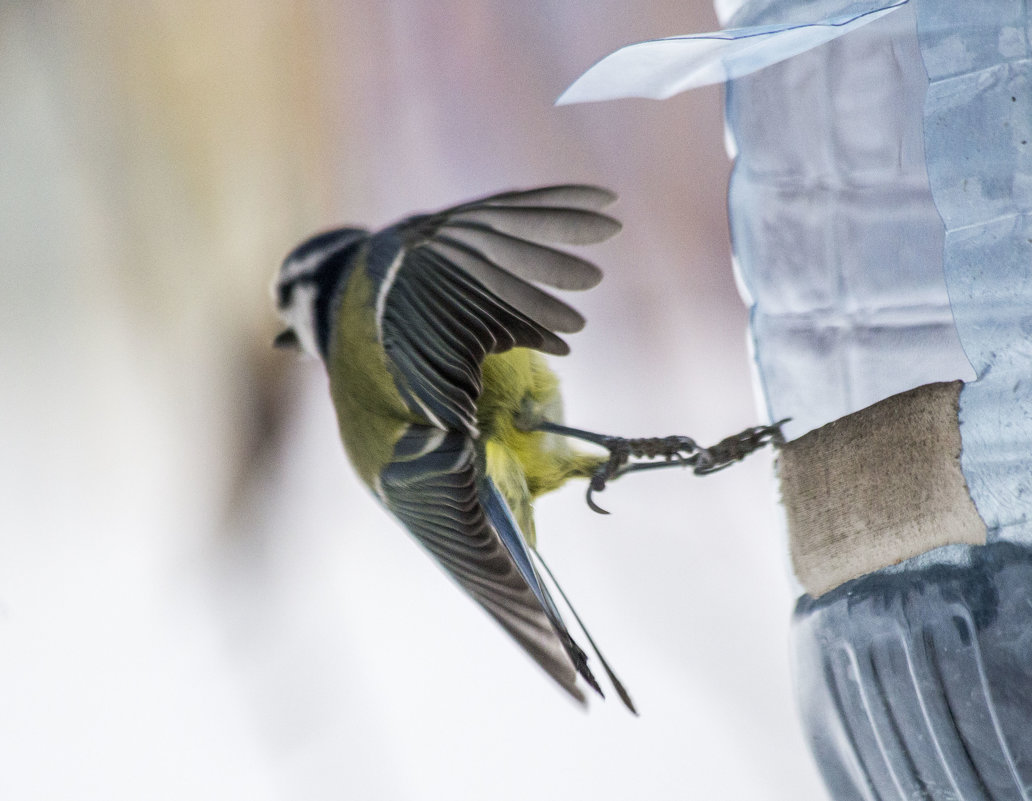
0;2;826;799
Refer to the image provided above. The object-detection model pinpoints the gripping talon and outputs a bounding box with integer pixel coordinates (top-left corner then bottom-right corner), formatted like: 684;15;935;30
571;420;790;513
586;473;611;515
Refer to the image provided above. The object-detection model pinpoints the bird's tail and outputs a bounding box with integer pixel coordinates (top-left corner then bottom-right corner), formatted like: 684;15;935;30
479;476;636;713
532;548;637;714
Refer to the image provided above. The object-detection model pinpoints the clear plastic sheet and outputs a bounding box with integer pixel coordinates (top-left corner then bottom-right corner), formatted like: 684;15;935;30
557;1;908;104
724;1;975;440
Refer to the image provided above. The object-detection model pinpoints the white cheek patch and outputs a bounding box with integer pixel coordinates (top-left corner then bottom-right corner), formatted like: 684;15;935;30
279;283;321;359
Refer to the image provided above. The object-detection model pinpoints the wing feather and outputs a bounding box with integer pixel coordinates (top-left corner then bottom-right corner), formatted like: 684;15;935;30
366;185;620;700
453;184;618;211
447;206;621;246
428;238;586;333
380;432;589;701
438;223;603;290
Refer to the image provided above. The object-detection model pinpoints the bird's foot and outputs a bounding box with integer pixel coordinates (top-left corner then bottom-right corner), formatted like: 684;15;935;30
582;420;790;514
693;420;789;475
585;435;701;514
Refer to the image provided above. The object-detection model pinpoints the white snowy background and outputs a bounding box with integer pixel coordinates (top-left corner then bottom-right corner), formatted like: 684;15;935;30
1;2;825;799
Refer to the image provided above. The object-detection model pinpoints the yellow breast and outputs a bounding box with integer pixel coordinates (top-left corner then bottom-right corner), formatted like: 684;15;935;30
478;349;602;546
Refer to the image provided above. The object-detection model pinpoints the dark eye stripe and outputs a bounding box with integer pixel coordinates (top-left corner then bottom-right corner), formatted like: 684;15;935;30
278;228;368;304
277;280;295;308
308;238;364;357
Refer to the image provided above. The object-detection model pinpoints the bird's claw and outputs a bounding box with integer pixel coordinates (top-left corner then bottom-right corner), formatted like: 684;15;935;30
693;419;789;475
580;420;790;514
585;435;701;515
586;472;611;515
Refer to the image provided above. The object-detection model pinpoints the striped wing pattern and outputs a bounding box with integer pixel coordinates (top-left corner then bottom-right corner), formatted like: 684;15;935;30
368;185;619;699
380;431;591;699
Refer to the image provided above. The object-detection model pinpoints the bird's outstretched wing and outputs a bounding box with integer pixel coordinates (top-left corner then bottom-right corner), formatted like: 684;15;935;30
380;430;598;702
367;184;619;435
368;185;620;701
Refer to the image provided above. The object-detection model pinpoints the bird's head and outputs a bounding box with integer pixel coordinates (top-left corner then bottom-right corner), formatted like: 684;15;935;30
273;227;368;359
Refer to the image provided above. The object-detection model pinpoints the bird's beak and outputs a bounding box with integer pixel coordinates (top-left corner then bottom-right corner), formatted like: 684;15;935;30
273;328;300;350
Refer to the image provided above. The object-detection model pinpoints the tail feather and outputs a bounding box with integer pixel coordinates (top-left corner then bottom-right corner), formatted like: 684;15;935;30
533;550;638;715
480;475;634;711
479;476;605;699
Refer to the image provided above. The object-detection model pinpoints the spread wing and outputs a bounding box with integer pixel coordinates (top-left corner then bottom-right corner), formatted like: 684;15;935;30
367;184;619;434
380;430;598;701
369;185;620;700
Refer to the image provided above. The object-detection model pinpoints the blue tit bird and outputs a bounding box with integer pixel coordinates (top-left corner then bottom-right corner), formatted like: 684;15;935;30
274;184;783;711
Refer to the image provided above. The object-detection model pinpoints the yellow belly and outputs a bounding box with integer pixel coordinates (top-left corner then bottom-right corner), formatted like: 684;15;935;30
479;348;602;546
